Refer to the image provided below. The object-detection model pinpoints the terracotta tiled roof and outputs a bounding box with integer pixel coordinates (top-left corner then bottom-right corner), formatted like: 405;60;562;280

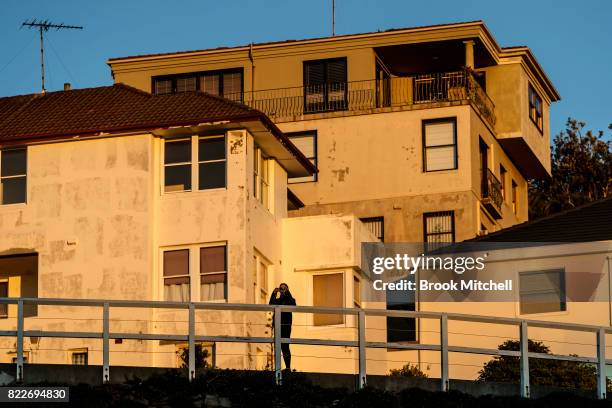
0;83;266;142
0;84;316;175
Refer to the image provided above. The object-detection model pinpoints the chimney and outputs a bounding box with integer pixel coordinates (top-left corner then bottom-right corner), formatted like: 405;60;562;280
64;82;71;91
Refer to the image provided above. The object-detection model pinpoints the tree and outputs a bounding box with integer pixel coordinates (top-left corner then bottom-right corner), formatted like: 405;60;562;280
528;119;612;220
390;363;428;378
477;339;607;390
177;344;210;369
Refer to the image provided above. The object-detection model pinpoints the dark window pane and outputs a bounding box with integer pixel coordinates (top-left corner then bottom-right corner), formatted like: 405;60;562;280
155;79;173;95
1;177;26;204
200;74;220;95
164;140;191;164
0;282;7;317
200;246;226;273
163;250;189;277
1;148;26;176
199;162;226;190
176;77;196;92
199;137;225;162
222;72;242;99
164;165;191;192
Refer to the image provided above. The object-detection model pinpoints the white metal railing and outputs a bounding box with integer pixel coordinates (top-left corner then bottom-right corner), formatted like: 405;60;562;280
0;297;609;399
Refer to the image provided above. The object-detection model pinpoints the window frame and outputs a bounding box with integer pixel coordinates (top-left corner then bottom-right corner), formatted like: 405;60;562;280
199;245;228;302
70;348;89;365
303;57;348;113
162;135;227;195
528;84;544;134
511;180;518;214
422;118;458;172
151;68;244;99
160;243;228;303
253;146;271;210
0;147;28;205
519;269;567;315
162;249;191;302
500;165;507;201
286;130;318;184
359;216;385;242
0;279;8;318
353;275;361;308
312;271;345;327
423;210;456;244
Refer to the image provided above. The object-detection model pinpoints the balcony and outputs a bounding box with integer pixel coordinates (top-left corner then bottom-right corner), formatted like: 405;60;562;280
481;169;503;219
227;69;495;128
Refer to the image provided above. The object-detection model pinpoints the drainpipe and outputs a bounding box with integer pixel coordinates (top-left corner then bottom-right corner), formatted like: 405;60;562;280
249;43;255;94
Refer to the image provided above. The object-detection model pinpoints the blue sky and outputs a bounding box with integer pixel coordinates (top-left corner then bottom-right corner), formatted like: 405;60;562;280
1;0;610;138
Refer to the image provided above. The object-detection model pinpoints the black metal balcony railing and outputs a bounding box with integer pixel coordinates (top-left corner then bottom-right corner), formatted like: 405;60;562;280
225;69;496;127
481;168;503;218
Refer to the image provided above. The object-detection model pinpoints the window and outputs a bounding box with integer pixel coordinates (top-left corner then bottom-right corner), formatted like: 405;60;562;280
519;269;566;314
313;273;344;326
303;58;347;113
153;69;243;101
199;136;226;190
253;147;270;209
422;119;457;172
200;246;227;301
287;131;317;183
163;250;190;302
253;254;269;304
164;139;192;192
423;211;455;245
511;180;518;214
353;276;361;308
163;245;228;302
164;136;226;193
387;275;416;343
360;217;384;242
528;84;543;132
500;165;507;201
1;147;27;204
0;281;7;318
71;350;88;365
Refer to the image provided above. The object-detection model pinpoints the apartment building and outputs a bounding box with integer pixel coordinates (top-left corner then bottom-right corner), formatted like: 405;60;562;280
108;20;560;244
0;85;384;372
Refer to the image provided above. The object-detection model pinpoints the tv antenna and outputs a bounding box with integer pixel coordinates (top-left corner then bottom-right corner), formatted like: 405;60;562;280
21;19;83;94
332;0;336;36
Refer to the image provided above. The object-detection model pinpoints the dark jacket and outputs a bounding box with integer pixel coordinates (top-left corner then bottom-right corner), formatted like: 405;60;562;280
269;291;296;326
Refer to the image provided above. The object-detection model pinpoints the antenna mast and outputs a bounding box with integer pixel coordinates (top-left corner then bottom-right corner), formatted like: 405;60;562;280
332;0;336;36
21;19;83;94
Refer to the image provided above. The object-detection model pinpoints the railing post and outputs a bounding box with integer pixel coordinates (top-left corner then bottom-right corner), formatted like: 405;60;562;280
188;303;195;381
520;321;530;398
102;302;110;384
16;300;24;382
440;314;449;392
357;310;366;389
274;306;282;385
597;328;607;400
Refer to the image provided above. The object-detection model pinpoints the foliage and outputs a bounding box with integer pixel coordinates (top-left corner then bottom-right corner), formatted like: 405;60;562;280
478;339;608;391
529;119;612;220
177;343;210;369
21;370;612;408
389;363;429;378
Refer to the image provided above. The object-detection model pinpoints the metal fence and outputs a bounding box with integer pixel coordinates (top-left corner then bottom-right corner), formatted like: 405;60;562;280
0;297;609;399
225;69;496;128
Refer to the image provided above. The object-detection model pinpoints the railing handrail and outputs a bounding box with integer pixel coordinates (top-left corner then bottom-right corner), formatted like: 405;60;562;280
0;296;608;398
0;296;608;333
219;69;496;128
